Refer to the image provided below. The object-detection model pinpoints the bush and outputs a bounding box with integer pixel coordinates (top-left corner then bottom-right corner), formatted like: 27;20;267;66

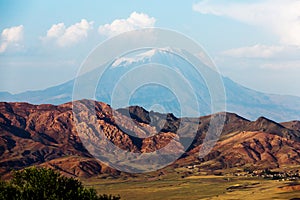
0;167;120;200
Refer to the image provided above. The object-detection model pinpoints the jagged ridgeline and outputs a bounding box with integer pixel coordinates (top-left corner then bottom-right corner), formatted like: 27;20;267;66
1;100;299;177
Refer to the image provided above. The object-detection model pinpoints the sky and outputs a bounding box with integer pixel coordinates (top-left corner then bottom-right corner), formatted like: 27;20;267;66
0;0;300;97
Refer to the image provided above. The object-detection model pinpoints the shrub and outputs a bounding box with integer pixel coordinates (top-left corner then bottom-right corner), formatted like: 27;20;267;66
0;167;120;200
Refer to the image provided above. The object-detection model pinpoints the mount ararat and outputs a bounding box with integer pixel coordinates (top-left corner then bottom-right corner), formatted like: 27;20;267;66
0;48;300;122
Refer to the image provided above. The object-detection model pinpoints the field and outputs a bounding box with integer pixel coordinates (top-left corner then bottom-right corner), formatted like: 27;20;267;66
83;174;300;200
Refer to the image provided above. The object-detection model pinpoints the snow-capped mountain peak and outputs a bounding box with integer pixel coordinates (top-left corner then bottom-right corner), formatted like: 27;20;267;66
111;47;183;67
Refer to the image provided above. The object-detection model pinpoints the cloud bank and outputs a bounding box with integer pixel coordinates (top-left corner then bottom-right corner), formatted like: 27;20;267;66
193;0;300;46
222;44;284;59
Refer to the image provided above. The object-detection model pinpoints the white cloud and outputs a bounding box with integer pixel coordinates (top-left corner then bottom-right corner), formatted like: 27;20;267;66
46;23;65;38
44;19;94;47
0;43;8;53
193;0;300;46
98;12;156;37
222;44;300;60
218;44;300;71
0;25;24;53
260;61;300;70
222;44;284;59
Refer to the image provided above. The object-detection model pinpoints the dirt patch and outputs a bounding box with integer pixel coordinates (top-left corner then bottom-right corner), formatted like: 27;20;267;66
278;184;300;192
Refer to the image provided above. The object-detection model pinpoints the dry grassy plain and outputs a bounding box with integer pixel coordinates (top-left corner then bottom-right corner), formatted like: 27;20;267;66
84;174;300;200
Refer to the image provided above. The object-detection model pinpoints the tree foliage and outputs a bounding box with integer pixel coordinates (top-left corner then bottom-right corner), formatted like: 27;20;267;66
0;167;120;200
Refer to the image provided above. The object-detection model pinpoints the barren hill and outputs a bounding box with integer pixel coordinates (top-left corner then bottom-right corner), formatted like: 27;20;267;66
0;100;299;178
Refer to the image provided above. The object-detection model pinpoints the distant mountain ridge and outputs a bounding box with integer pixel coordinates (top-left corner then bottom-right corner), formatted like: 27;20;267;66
1;48;300;121
0;100;299;178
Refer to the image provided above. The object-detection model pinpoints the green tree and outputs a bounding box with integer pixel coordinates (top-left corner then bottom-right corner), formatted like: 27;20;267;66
0;167;120;200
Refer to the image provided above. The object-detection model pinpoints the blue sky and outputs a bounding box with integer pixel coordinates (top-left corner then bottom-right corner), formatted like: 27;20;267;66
1;0;300;97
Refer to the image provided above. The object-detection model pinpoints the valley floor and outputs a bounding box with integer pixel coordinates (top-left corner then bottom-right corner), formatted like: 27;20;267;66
83;175;300;200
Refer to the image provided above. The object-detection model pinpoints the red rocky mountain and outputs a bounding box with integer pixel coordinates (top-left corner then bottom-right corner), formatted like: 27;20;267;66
0;100;299;178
